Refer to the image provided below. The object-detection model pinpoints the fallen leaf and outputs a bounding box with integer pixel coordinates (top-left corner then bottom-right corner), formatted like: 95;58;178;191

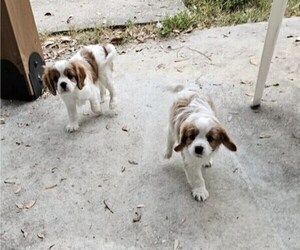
245;93;254;97
156;64;165;70
259;134;271;139
0;118;5;124
44;12;52;16
295;37;300;42
60;36;72;43
174;239;179;250
249;58;258;65
121;166;126;172
135;48;143;53
286;35;294;38
137;204;145;208
49;244;55;249
14;186;22;194
133;212;142;223
21;229;28;238
37;232;45;239
240;80;252;85
128;160;138;165
16;203;24;209
45;184;57;190
66;15;73;24
110;37;124;45
4;178;17;184
273;83;279;87
25;200;36;209
122;126;129;132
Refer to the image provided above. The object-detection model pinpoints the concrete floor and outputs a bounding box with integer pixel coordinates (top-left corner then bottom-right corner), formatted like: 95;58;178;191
1;18;300;250
30;0;185;32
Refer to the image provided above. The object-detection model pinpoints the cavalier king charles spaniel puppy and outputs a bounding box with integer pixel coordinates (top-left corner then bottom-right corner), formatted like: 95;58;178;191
43;44;117;132
164;88;237;202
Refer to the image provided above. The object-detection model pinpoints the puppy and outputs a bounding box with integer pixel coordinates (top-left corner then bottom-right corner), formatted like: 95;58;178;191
43;44;117;132
164;88;237;202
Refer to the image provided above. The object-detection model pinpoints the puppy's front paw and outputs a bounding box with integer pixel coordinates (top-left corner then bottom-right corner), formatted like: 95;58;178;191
66;123;79;133
192;187;209;202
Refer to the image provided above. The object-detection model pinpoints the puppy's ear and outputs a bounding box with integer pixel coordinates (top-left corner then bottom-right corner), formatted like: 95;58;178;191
42;66;58;96
174;122;199;152
71;62;86;90
217;126;237;151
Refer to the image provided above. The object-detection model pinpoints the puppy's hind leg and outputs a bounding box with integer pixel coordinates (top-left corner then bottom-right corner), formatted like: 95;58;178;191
99;84;106;104
164;126;175;159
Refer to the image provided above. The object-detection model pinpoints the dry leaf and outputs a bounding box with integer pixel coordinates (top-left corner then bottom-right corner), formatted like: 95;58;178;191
133;212;142;223
295;37;300;42
249;58;258;65
21;229;28;238
4;178;17;184
37;232;45;239
245;93;254;97
122;126;129;132
156;64;165;70
16;203;24;209
66;15;73;24
121;166;126;172
128;160;138;165
259;134;271;139
174;239;179;250
110;37;124;45
0;118;5;124
137;204;145;208
60;36;72;43
44;12;52;16
14;186;22;194
45;184;57;190
25;200;36;209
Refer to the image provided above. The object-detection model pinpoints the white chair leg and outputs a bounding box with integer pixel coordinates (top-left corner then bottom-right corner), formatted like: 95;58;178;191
251;0;288;108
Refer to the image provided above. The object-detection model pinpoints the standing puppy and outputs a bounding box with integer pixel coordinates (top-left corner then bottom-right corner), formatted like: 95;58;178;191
43;44;117;132
164;88;237;202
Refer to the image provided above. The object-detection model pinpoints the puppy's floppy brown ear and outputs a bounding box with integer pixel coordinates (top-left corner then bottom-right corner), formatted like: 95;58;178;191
174;122;199;152
71;62;86;90
219;127;237;151
42;66;58;96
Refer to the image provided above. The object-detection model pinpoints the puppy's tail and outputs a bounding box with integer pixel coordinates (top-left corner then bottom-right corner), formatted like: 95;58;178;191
103;44;117;64
166;84;185;93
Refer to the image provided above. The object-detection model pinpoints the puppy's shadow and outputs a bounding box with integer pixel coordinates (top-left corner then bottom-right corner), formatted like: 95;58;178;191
161;159;188;188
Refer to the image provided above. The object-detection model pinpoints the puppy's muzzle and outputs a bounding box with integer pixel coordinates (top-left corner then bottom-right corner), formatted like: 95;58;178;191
60;82;67;90
195;146;204;155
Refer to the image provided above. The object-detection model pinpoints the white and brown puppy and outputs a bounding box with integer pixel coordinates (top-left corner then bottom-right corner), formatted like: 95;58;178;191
43;44;117;132
164;88;237;202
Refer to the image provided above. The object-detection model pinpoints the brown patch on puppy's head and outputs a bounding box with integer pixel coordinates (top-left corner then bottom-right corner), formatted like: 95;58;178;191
174;122;199;152
42;66;60;95
64;62;86;90
80;48;98;82
206;126;237;152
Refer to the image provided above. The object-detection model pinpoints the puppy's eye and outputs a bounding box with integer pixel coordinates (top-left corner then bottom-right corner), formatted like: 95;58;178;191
67;73;74;79
207;135;214;142
190;135;195;140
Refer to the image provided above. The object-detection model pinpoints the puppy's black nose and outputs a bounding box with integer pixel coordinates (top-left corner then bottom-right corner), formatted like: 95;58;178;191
195;146;204;154
60;82;67;89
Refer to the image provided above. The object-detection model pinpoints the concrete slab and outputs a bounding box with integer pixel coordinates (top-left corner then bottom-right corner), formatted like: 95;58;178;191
30;0;185;33
1;18;300;249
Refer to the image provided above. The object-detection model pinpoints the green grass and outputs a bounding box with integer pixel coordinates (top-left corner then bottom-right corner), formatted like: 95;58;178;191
159;11;197;37
159;0;300;36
